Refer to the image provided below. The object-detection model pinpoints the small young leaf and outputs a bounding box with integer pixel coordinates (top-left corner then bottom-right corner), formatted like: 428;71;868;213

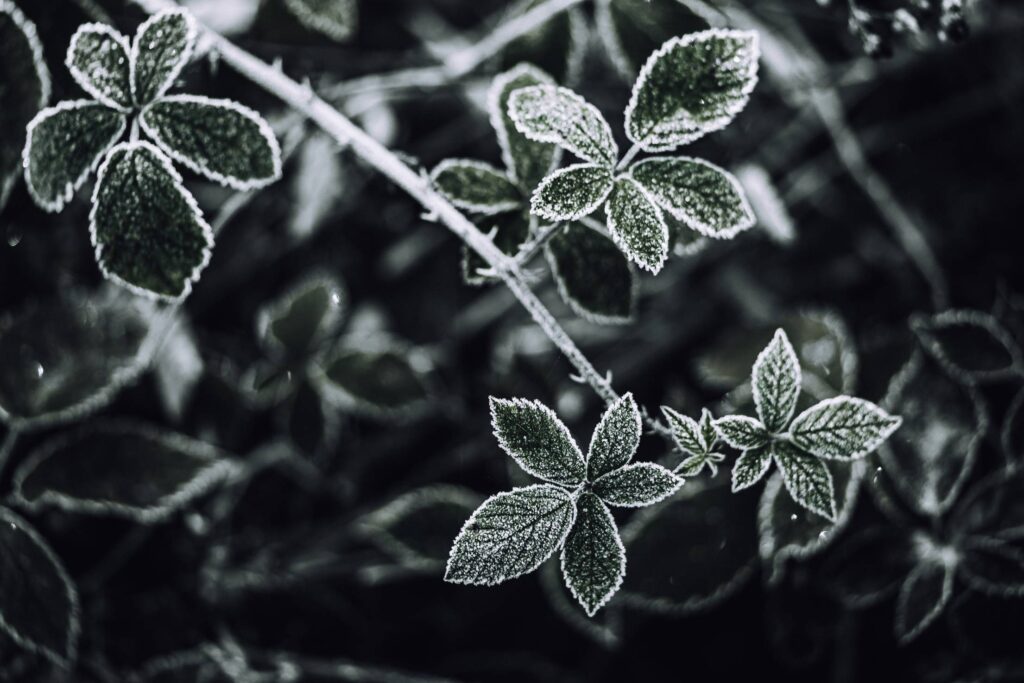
430;159;522;214
595;0;712;80
0;507;80;667
313;341;430;419
895;557;954;643
65;23;132;110
661;406;706;457
509;85;618;166
90;141;213;302
530;163;614;221
546;221;637;323
561;493;626;616
488;63;558;192
772;441;836;521
713;415;768;450
283;0;358;42
752;328;801;433
593;462;682;507
731;447;771;491
677;452;725;478
131;9;198;106
911;309;1023;384
625;29;759;151
462;209;532;286
789;396;902;460
699;408;718;449
605;177;669;274
490;397;585;486
445;484;576;585
256;272;346;360
630;156;755;238
140;94;282;190
587;393;641;481
23;101;126;212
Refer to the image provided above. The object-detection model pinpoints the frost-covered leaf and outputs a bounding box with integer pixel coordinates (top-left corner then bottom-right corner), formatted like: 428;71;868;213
895;555;954;643
713;415;768;450
430;159;522;214
445;484;576;585
561;493;625;616
771;441;835;521
699;408;717;447
0;1;50;210
131;9;197;106
530;163;613;221
662;406;706;456
596;0;712;80
90;141;213;302
257;272;345;360
630;157;755;238
509;85;617;166
0;507;79;667
140;95;282;190
489;63;558;192
958;537;1024;598
23;101;126;212
497;1;587;86
463;209;531;286
539;558;622;647
789;396;901;460
489;397;585;486
66;23;132;110
283;0;358;42
587;393;641;481
625;30;759;151
546;221;637;323
752;328;801;433
821;526;914;609
731;447;771;492
606;177;669;274
911;310;1023;384
593;462;681;507
312;340;430;419
12;422;235;523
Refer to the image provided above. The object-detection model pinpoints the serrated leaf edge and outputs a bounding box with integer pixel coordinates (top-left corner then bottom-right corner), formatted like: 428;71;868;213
559;495;626;616
789;395;902;460
593;462;683;508
429;158;523;215
508;84;618;166
751;328;802;433
606;176;669;274
487;62;559;190
530;162;614;221
489;396;585;486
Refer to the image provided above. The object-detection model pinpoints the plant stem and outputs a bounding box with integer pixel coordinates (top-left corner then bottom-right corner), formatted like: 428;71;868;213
616;143;642;171
512;222;562;267
0;428;19;479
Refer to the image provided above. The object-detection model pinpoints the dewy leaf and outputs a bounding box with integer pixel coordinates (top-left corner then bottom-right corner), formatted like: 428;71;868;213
463;209;532;286
630;156;755;238
772;441;836;521
546;221;637;324
731;447;771;492
752;328;801;433
595;0;712;80
12;422;236;523
508;85;618;166
789;396;901;460
625;29;759;151
530;163;614;221
911;309;1023;384
895;555;954;643
488;63;558;192
0;507;80;667
65;23;132;110
256;272;346;360
90;141;214;302
283;0;358;42
23;101;126;212
430;159;523;215
140;94;282;190
587;393;641;481
713;415;768;450
662;406;706;457
313;340;430;419
593;462;682;507
606;177;670;274
131;9;198;106
490;397;585;486
561;493;625;616
445;484;576;586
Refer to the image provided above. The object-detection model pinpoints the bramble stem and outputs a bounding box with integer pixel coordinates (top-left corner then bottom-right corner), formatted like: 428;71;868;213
616;144;642;171
512;222;562;267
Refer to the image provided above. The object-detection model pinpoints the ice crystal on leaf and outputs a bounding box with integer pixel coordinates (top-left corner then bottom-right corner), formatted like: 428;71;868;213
508;85;618;167
662;407;726;477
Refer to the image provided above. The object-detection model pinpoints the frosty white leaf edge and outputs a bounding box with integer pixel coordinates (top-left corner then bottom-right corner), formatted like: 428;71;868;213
64;22;133;112
489;396;586;486
605;176;670;274
789;395;902;460
751;328;801;433
530;163;614;221
429;158;523;215
559;493;626;616
0;0;51;106
129;8;199;105
543;232;639;326
507;84;618;166
487;62;559;189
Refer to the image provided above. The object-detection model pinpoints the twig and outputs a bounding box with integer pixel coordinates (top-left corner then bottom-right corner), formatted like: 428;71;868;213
0;428;19;479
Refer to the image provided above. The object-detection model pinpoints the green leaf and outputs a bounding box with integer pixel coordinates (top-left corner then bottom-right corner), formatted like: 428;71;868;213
731;447;771;491
257;272;346;360
593;462;682;507
771;441;836;521
509;85;618;166
313;340;431;419
0;1;50;211
90;141;213;301
445;484;576;585
23;101;126;212
140;94;282;190
630;156;755;238
130;9;197;106
713;415;768;450
490;397;585;486
546;221;638;323
283;0;358;42
587;393;641;481
531;163;614;221
462;209;532;286
676;452;725;478
561;493;625;616
430;159;522;214
661;406;706;456
789;396;902;460
606;177;669;274
0;507;80;667
699;408;718;449
596;0;712;80
752;328;801;433
12;422;236;523
911;309;1023;384
625;29;759;151
488;63;559;192
65;22;132;110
